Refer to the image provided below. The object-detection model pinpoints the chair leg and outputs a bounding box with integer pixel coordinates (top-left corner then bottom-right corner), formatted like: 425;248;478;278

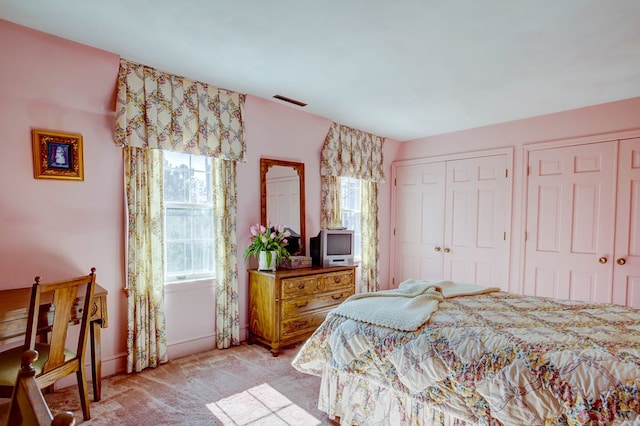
76;368;91;421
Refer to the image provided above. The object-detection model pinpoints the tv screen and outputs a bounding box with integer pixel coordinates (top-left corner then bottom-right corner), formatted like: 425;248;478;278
326;233;352;255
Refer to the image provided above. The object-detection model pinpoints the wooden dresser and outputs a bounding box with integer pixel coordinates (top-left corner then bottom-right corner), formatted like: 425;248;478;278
248;265;356;356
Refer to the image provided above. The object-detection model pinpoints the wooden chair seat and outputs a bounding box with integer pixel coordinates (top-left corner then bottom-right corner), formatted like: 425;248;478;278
0;269;96;421
3;350;75;426
0;344;76;387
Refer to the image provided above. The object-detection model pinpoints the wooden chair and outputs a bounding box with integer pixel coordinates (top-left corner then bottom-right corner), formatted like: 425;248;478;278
0;269;96;421
5;350;75;426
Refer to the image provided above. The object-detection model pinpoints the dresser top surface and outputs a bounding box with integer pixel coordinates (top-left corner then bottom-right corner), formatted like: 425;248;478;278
248;265;355;279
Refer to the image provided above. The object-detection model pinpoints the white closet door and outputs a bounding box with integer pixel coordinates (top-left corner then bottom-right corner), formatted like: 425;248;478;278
613;138;640;307
524;142;616;303
443;155;509;289
392;162;446;285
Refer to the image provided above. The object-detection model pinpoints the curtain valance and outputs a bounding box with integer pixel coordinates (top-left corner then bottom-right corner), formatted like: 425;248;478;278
320;122;385;183
114;59;247;162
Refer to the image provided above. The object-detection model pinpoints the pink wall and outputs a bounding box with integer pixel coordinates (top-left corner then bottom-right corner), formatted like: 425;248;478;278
0;19;400;374
398;97;640;160
0;20;126;375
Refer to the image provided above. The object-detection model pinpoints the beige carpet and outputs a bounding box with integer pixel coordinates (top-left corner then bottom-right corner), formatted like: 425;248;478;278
43;343;337;425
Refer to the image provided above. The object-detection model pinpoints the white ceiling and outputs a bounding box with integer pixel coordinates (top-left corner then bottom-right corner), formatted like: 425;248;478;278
2;0;640;141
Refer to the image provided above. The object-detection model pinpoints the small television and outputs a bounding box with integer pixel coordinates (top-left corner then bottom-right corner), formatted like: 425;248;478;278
310;229;354;267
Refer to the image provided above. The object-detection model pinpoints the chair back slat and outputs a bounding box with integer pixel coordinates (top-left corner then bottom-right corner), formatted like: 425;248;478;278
43;287;76;373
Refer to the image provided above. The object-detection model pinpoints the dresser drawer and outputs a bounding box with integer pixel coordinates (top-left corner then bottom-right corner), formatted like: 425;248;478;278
280;310;329;339
322;271;354;291
282;289;354;317
281;276;322;298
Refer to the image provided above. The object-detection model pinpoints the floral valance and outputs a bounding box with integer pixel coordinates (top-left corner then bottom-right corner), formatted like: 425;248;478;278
114;59;246;162
320;122;385;182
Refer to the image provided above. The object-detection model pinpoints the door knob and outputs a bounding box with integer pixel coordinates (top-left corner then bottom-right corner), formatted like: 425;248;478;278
443;247;451;253
617;258;626;265
598;257;608;264
434;246;442;252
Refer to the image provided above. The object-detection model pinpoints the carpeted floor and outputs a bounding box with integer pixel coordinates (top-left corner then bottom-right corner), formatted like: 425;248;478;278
42;342;338;425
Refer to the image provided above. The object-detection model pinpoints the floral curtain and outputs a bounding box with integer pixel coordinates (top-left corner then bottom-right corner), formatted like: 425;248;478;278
320;176;343;229
320;122;385;292
212;158;240;348
360;180;379;292
115;59;246;161
123;147;167;373
320;122;385;182
115;59;245;369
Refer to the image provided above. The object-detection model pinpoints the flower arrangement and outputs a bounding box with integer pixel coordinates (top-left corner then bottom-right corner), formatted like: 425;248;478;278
243;223;291;268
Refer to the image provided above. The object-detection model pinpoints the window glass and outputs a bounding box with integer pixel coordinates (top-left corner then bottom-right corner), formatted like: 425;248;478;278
340;177;362;259
163;151;215;282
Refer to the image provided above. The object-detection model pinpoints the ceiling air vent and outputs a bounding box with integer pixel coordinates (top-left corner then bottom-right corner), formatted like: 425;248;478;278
273;94;307;107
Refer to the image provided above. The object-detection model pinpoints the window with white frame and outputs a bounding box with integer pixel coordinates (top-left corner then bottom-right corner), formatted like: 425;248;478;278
163;151;215;282
340;177;362;260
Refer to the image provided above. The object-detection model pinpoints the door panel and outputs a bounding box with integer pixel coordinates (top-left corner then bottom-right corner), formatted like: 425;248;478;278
444;155;509;289
393;162;446;284
525;142;616;303
613;138;640;307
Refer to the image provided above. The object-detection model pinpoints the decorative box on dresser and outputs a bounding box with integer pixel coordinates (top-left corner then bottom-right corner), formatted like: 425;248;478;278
248;265;356;356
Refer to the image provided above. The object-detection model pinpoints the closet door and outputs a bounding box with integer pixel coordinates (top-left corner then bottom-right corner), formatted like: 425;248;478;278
524;142;616;303
392;162;446;285
612;138;640;307
443;155;510;288
392;153;511;288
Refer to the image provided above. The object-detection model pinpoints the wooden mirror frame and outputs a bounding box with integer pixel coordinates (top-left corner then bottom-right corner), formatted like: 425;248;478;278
260;158;306;256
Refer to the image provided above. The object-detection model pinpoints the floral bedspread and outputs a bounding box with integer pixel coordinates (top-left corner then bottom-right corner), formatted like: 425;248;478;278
292;292;640;425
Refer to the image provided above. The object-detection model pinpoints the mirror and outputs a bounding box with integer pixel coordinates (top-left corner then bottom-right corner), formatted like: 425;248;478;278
260;158;306;256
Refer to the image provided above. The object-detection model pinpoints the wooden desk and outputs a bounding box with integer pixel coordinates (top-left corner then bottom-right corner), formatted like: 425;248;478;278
0;284;108;401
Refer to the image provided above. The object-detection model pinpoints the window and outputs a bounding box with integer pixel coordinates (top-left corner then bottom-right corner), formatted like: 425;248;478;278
163;151;215;282
340;177;362;260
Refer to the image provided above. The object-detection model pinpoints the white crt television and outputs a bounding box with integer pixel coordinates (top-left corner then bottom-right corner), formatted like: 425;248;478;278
310;229;354;267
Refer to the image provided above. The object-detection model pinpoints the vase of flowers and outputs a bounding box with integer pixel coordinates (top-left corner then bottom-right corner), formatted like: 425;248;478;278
258;250;276;271
243;223;291;271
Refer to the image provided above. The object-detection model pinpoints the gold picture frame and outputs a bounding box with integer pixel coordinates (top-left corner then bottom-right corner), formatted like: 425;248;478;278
32;129;84;181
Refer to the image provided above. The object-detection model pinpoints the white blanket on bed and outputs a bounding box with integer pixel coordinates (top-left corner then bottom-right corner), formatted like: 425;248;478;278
332;279;500;331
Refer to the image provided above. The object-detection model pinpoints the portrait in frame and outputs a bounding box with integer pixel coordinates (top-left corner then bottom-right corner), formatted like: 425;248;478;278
32;129;84;181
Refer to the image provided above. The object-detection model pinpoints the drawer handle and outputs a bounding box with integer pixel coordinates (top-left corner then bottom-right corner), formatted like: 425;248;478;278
294;301;309;308
297;283;305;290
333;276;341;283
332;293;346;300
292;320;309;329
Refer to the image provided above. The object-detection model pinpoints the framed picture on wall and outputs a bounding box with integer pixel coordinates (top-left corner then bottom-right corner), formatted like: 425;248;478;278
31;129;84;181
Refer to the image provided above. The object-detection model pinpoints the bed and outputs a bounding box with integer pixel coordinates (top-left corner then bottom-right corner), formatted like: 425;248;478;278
291;280;640;425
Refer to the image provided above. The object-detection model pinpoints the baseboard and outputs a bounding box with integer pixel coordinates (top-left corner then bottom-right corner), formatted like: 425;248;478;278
167;335;217;360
